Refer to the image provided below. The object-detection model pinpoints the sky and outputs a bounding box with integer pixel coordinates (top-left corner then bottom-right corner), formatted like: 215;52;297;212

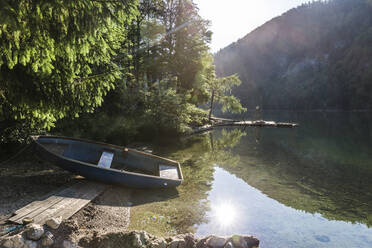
194;0;312;52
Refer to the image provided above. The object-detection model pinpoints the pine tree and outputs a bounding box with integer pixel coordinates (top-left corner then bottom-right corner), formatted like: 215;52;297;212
0;0;138;138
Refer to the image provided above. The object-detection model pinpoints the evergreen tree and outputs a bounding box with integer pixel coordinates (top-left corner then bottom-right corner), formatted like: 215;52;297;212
0;0;137;140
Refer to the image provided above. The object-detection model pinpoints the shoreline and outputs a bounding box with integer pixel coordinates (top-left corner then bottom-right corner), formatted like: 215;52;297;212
1;225;259;248
1;185;259;248
0;155;260;248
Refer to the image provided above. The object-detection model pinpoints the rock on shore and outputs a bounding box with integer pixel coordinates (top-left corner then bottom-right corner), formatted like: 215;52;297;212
82;230;259;248
1;228;259;248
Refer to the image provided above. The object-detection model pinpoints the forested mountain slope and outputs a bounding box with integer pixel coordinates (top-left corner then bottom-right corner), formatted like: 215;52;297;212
214;0;372;110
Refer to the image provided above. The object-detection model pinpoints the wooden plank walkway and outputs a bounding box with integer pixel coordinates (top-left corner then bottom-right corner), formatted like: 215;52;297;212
9;181;106;225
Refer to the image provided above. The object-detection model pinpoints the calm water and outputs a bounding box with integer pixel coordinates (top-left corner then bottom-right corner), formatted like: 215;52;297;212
130;112;372;247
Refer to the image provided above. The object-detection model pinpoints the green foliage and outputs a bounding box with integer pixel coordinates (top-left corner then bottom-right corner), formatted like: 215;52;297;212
123;0;212;95
212;75;246;113
1;0;242;143
70;0;237;140
144;87;190;133
214;0;372;110
198;53;246;119
145;89;208;132
0;0;138;138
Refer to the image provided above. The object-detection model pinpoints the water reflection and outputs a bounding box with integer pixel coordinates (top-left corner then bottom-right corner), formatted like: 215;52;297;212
197;167;372;248
227;112;372;227
129;129;247;236
210;201;238;228
130;112;372;247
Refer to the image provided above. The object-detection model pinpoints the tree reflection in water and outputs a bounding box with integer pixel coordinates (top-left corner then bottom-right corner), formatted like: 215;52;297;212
129;129;246;236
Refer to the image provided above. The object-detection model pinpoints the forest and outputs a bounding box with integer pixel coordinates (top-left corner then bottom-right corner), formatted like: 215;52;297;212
215;0;372;111
0;0;245;144
4;0;372;144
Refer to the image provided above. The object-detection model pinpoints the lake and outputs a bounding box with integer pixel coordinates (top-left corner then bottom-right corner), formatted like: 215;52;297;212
129;111;372;248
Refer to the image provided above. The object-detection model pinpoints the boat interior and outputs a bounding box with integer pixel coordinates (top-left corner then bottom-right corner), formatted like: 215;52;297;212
35;136;181;180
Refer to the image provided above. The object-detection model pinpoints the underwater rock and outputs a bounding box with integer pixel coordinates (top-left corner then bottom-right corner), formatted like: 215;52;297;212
314;235;330;243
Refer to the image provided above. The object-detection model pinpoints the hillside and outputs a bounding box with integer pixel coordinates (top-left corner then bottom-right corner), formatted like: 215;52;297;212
214;0;372;110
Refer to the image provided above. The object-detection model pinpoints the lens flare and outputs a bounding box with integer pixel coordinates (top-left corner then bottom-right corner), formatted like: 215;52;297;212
212;202;237;227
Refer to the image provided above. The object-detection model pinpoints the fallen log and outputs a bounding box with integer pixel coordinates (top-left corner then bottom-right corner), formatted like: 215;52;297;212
191;119;298;135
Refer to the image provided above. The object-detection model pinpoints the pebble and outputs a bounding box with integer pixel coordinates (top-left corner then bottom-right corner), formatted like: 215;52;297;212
132;232;144;247
1;234;25;248
45;216;62;229
24;240;38;248
41;231;54;247
62;240;78;248
184;233;196;248
149;238;167;248
26;224;44;241
231;235;260;248
168;238;186;248
243;235;260;248
224;242;234;248
0;227;260;248
130;230;150;247
55;230;260;248
206;235;227;248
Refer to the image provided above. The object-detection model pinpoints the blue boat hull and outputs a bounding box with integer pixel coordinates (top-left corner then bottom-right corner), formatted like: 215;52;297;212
32;136;183;189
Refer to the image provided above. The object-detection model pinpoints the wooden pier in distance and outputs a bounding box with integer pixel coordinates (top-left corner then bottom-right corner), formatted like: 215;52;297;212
192;117;299;134
8;181;106;225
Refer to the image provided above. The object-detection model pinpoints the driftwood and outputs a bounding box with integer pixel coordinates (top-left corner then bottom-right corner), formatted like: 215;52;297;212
191;117;298;135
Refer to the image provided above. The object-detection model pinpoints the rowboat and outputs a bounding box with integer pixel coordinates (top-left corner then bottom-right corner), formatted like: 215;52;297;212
31;135;183;188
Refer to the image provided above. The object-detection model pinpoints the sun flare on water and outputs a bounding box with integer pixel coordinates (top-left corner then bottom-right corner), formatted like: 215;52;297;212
211;202;237;227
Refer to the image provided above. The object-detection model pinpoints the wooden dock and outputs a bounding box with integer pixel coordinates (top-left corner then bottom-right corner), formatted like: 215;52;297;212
191;118;299;134
8;181;106;225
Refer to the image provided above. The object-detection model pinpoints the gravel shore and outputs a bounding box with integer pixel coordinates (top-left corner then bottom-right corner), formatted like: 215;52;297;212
0;153;132;244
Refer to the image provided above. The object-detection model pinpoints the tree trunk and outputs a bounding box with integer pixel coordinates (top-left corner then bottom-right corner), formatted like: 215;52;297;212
208;89;215;121
136;21;141;84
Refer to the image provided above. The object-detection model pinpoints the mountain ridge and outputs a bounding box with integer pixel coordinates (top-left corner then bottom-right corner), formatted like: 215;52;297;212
214;0;372;110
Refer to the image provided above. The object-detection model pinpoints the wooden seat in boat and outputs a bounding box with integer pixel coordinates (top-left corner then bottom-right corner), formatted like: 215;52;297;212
98;151;114;168
159;164;179;179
